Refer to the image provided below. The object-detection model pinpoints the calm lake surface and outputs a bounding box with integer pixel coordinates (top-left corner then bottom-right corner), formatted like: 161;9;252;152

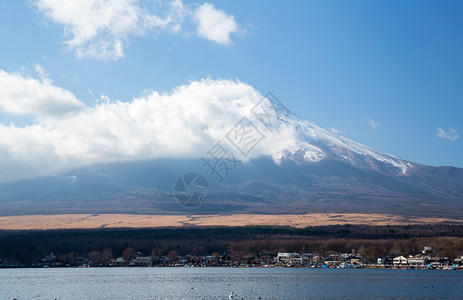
0;267;461;299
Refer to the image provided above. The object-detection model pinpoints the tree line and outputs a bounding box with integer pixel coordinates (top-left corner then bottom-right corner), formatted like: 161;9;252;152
1;224;463;266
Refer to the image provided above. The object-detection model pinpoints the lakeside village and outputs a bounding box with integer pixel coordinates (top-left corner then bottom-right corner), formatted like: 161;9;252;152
1;247;463;270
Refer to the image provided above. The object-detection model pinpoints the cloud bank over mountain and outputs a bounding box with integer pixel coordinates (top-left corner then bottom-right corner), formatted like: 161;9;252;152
0;69;297;182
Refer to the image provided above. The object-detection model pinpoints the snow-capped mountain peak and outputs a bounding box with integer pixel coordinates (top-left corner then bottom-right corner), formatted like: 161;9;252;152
274;113;412;174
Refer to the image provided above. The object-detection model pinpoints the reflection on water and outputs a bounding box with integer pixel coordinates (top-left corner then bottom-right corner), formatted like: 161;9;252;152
0;267;461;299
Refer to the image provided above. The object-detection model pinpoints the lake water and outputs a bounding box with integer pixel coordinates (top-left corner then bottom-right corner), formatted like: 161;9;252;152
0;267;461;299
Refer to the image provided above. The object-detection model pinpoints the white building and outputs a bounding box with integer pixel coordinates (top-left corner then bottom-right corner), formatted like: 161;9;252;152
452;256;463;266
407;255;428;267
134;256;152;266
276;253;301;264
393;256;408;266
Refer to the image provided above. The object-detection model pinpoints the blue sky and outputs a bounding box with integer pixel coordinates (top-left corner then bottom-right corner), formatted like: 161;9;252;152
0;0;462;182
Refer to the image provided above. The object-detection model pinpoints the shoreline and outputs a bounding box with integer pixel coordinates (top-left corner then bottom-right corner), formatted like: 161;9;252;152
1;265;462;271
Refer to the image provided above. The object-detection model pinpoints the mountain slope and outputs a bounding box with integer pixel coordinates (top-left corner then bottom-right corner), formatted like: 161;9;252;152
0;112;462;218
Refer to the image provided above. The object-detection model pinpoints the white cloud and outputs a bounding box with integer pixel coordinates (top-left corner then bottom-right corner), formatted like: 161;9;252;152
35;0;144;60
436;127;459;141
34;63;49;79
34;0;240;60
330;128;342;134
366;118;379;129
194;3;239;44
0;71;298;182
144;0;186;33
0;69;85;117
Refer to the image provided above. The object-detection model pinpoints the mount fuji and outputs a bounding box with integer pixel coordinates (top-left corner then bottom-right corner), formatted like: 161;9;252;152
0;105;462;219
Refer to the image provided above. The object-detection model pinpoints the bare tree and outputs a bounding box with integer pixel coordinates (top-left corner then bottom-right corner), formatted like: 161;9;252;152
102;248;113;266
122;247;136;260
167;250;178;262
